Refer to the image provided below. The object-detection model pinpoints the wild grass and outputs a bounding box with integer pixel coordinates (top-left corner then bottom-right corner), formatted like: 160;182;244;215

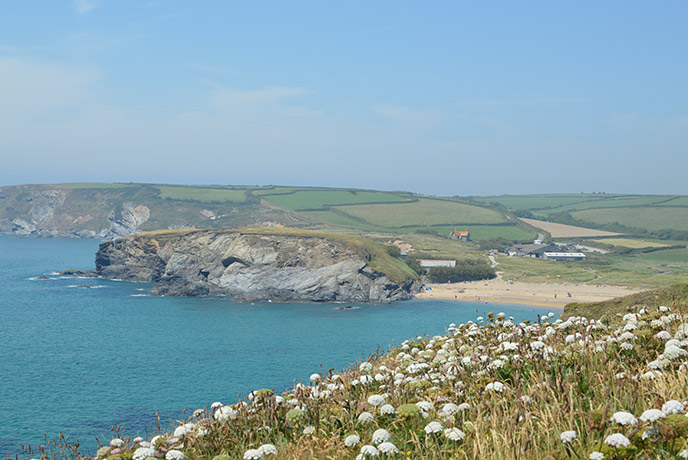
591;238;668;249
154;186;248;203
26;287;688;459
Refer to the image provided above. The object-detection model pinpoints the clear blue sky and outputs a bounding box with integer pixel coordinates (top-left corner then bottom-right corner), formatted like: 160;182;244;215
1;1;686;196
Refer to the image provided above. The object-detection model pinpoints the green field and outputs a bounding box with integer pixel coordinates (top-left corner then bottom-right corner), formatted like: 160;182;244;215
265;189;411;210
535;195;675;216
571;207;688;232
591;238;668;249
429;224;535;241
155;185;248;203
658;196;688;206
339;199;506;228
636;247;688;262
474;194;605;211
299;210;381;231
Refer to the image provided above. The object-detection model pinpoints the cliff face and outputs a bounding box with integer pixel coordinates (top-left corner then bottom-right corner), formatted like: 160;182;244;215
95;229;421;302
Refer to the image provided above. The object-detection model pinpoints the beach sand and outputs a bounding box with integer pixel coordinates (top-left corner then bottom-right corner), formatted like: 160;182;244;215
415;278;644;309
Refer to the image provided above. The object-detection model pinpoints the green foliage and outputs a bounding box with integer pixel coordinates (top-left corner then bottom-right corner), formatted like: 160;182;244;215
404;256;425;276
397;403;421;419
384;245;402;258
265;189;410;210
414;227;441;236
426;259;496;282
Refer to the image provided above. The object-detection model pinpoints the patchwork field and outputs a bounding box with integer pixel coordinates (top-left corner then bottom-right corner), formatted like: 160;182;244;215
340;199;506;228
571;207;688;232
519;218;621;238
264;189;410;210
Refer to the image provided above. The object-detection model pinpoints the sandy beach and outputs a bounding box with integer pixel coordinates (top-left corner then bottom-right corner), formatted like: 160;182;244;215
415;277;644;309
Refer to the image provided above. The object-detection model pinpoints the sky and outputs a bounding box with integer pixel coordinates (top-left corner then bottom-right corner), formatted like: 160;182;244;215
1;1;687;196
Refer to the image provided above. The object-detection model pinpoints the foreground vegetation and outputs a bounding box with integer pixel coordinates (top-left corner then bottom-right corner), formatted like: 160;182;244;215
23;286;688;460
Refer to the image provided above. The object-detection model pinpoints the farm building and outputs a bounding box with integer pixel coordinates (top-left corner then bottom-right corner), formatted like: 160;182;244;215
543;252;587;261
449;230;470;241
419;259;456;268
507;243;558;258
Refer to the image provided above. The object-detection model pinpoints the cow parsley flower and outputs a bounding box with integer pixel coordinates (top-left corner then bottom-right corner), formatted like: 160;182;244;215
655;331;672;340
358;412;374;423
165;450;185;460
679;449;688;459
377;442;398;454
589;452;604;460
663;345;687;360
214;406;237;422
458;402;471;411
560;431;577;443
303;425;316;434
424;421;443;434
661;400;684;414
604;433;630;448
367;394;386;407
243;449;262;460
309;373;320;383
485;382;504;392
133;447;155;460
109;439;125;448
620;342;634;350
380;404;396;415
344;434;361;447
359;362;373;373
639;409;666;422
360;445;379;457
258;444;277;456
444;428;465;441
610;411;637;425
372;429;391;445
440;403;460;415
416;401;434;412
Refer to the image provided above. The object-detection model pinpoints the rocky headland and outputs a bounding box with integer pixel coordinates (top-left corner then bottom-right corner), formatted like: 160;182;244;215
94;227;421;302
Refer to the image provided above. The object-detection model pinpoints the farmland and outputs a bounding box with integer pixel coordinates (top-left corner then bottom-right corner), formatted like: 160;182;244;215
571;207;688;232
591;238;669;249
155;185;249;202
263;189;411;210
519;218;620;237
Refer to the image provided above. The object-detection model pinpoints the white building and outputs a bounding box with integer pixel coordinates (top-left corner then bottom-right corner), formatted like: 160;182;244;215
542;252;587;261
419;259;456;268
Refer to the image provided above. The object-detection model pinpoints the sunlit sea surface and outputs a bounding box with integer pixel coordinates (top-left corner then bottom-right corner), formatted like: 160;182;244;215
0;236;555;455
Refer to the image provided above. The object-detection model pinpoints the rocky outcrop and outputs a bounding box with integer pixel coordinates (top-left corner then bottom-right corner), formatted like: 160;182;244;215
95;229;421;302
103;203;151;240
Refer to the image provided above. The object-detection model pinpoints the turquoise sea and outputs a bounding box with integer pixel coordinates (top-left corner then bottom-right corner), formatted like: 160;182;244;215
0;236;555;455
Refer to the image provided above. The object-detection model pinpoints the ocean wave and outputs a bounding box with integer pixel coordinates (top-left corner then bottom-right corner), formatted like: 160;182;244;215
130;293;149;297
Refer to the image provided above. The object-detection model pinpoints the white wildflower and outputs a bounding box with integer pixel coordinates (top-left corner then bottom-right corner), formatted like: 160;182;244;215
367;394;386;407
589;452;604;460
444;428;465;441
258;444;278;456
415;401;434;412
655;331;672;340
424;421;443;434
380;404;396;415
344;434;361;447
663;344;687;360
372;429;391;445
458;402;471;411
610;411;637;426
560;430;577;443
359;362;373;373
109;439;125;448
165;450;185;460
661;400;684;414
210;401;223;410
377;442;398;454
303;425;316;434
214;405;237;422
309;373;320;383
360;445;380;457
358;412;374;423
604;433;631;448
485;381;505;392
243;449;263;460
133;447;155;460
440;403;460;416
679;449;688;459
639;409;666;422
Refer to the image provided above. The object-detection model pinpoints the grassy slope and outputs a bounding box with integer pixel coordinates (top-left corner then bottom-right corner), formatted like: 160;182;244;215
563;283;688;320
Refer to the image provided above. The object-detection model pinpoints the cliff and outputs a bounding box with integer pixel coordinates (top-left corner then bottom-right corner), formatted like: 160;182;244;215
95;227;422;302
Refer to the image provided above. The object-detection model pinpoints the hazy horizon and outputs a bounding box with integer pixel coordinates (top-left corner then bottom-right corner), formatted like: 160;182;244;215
2;2;687;196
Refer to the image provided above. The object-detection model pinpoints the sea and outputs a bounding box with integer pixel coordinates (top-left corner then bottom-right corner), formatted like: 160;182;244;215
0;235;556;456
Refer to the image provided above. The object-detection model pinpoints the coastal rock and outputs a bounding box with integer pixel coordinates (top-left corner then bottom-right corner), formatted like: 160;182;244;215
95;229;421;302
103;203;151;240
